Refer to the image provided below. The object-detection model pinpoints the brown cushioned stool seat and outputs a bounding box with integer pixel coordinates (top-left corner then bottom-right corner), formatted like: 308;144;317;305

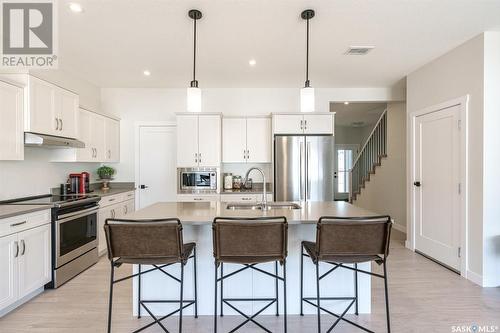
300;216;392;333
104;218;198;333
212;216;288;333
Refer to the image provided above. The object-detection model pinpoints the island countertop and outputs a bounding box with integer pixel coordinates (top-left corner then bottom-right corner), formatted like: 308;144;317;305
125;201;378;224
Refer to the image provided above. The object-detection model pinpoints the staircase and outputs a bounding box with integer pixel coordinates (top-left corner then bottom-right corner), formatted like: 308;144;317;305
349;109;387;203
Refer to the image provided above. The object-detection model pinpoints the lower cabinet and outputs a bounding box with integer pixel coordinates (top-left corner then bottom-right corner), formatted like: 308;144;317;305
0;211;51;315
97;191;136;255
220;194;273;203
176;194;220;202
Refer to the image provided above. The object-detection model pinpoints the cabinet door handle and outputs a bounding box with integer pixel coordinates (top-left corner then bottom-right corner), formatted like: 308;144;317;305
20;240;25;256
304;120;307;130
55;118;59;130
111;209;115;218
60;118;63;131
243;150;246;159
300;120;303;130
193;198;202;201
242;197;252;201
124;205;128;214
10;220;27;227
109;198;115;202
14;241;19;258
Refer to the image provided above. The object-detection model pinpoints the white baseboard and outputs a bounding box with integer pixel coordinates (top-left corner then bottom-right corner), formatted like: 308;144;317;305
392;223;406;233
0;286;44;318
466;269;483;286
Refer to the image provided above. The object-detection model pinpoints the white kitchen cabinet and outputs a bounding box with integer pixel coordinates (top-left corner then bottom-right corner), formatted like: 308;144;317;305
91;113;106;161
0;80;24;160
122;199;135;216
27;76;78;138
104;117;120;162
97;206;113;255
17;224;51;299
0;210;51;315
273;114;334;135
222;117;271;163
54;89;78;138
176;194;220;202
27;76;55;135
177;114;221;167
0;234;17;310
75;108;93;161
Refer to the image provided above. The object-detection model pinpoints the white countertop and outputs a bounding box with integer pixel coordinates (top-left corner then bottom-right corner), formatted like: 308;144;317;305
125;201;378;225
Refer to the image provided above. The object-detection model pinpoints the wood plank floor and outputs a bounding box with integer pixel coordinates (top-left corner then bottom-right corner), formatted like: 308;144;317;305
1;233;499;333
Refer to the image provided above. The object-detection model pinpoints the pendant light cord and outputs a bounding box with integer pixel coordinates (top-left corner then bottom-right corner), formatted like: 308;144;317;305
305;17;310;87
192;17;198;87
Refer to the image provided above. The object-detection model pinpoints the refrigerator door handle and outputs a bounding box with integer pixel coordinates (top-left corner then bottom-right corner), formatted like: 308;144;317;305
306;141;311;200
300;141;304;201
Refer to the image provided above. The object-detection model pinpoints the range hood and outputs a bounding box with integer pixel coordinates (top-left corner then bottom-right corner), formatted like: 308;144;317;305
24;132;85;148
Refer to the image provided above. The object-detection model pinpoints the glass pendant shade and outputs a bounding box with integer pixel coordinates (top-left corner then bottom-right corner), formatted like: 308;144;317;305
300;86;315;113
187;87;201;113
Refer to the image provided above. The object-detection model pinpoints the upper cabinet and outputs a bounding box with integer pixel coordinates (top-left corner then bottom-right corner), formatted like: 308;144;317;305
104;117;120;162
177;114;221;167
0;80;24;160
273;113;334;135
26;76;78;138
222;117;271;163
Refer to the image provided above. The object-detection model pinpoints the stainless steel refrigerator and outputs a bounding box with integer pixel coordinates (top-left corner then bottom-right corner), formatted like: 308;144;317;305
274;135;334;202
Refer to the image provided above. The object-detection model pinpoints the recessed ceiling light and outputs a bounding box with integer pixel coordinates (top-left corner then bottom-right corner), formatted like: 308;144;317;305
143;70;151;76
344;101;350;105
248;59;257;66
69;3;83;13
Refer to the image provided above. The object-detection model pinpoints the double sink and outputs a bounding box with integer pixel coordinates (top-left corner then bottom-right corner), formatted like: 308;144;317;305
226;202;301;211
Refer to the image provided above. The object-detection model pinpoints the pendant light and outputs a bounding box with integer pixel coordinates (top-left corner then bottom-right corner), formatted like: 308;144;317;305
300;9;315;113
187;9;202;112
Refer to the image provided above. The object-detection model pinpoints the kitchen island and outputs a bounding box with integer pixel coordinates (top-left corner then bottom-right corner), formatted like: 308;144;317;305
124;201;378;317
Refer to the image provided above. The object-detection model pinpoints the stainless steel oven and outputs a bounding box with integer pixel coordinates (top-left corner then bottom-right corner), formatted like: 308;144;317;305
178;167;218;193
53;202;99;287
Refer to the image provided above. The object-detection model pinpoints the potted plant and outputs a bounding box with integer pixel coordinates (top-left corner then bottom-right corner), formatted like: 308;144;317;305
97;165;115;191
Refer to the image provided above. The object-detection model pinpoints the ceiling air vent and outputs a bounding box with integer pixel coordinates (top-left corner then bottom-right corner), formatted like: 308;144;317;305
345;46;374;55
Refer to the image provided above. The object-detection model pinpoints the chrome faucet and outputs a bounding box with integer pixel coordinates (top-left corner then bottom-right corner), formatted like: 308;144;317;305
244;167;267;209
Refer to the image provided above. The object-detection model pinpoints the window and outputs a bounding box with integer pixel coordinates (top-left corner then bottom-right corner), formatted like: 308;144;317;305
337;149;353;193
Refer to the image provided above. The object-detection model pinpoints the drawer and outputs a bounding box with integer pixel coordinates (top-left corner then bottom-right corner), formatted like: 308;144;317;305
0;209;51;238
99;193;123;208
177;194;220;202
120;191;135;202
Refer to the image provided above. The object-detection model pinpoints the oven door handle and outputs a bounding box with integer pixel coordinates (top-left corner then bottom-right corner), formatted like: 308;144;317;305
57;207;99;224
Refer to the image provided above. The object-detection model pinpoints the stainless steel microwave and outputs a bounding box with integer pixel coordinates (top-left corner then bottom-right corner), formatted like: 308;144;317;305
178;168;218;192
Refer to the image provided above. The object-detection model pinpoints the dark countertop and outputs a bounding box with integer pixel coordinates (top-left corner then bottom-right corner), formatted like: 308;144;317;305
91;187;136;197
0;205;50;220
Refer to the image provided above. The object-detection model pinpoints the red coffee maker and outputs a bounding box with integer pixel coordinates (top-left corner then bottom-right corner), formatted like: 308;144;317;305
69;172;90;194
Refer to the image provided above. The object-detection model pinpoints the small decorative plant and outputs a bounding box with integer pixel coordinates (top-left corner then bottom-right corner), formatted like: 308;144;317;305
97;165;115;180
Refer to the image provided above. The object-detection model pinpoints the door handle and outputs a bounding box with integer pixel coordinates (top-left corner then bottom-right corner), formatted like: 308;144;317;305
60;118;63;131
140;185;148;189
55;118;59;130
14;241;19;258
413;181;421;187
20;240;26;256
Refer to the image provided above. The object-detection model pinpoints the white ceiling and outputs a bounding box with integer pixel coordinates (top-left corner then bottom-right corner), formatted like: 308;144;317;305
58;0;500;88
331;102;386;127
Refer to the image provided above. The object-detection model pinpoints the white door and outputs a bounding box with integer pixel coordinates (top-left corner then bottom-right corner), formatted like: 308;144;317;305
222;118;247;163
138;126;177;209
176;115;199;167
76;109;93;162
304;114;334;134
414;105;461;271
28;77;55;135
198;115;221;167
0;81;24;160
273;115;303;134
55;89;78;138
0;234;18;310
334;144;357;201
105;118;120;162
17;224;51;298
247;118;272;163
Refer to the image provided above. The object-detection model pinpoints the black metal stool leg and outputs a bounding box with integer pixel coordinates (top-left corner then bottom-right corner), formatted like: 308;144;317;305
138;264;141;319
193;247;198;318
214;262;218;333
107;263;115;333
220;263;224;317
275;261;279;316
300;246;304;316
383;261;391;333
354;263;359;315
316;261;321;333
179;263;184;333
283;260;288;333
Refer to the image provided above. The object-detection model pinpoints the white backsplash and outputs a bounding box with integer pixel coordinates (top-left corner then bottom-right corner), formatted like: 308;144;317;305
220;163;272;183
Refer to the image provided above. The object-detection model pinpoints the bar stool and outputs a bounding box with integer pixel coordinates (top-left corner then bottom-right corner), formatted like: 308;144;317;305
104;218;198;333
212;216;288;333
300;216;392;333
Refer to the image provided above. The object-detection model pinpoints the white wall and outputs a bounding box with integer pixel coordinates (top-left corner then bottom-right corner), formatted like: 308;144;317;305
353;103;407;232
102;87;405;184
407;32;500;286
0;70;102;200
